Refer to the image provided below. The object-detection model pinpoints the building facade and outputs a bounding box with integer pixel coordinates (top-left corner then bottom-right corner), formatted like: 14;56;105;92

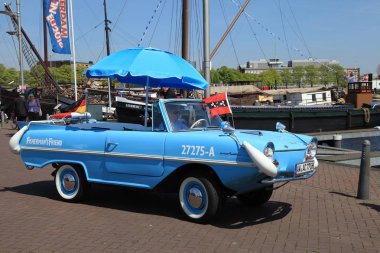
239;58;339;74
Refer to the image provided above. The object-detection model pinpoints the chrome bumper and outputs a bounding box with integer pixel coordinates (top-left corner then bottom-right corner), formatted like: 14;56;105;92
261;169;317;184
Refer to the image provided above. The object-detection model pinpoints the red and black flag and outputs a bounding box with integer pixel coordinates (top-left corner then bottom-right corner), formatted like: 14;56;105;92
203;92;232;117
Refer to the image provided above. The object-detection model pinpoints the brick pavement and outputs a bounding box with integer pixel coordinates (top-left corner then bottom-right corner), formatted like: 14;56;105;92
0;123;379;253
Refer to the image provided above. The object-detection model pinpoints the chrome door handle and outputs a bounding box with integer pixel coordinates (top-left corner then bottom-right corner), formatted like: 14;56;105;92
107;142;119;146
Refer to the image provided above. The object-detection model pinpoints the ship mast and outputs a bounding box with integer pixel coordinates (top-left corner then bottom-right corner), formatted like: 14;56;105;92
203;0;210;97
16;0;24;87
43;0;48;68
181;0;189;98
103;0;112;109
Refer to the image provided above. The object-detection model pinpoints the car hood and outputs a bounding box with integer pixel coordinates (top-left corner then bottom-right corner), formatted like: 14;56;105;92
233;129;312;151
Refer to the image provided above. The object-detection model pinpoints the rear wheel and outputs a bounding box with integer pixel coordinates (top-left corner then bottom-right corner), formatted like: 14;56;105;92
237;186;273;206
55;164;87;202
179;174;221;223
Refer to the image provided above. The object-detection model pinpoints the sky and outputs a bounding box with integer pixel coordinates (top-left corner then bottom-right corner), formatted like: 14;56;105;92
0;0;379;75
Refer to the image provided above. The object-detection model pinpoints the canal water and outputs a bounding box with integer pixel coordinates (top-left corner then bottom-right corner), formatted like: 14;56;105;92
342;136;380;151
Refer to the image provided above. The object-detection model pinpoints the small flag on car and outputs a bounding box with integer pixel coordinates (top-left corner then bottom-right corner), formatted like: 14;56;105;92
51;95;87;119
61;95;86;113
203;92;232;117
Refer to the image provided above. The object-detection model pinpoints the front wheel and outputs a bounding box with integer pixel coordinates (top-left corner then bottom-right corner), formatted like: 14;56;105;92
237;186;273;206
179;175;221;223
55;164;87;202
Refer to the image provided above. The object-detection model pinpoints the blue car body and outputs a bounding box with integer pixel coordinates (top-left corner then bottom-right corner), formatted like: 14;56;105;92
11;99;318;222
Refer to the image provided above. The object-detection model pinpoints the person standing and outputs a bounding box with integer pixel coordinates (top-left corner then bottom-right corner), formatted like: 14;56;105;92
27;94;41;121
157;87;177;99
13;95;28;121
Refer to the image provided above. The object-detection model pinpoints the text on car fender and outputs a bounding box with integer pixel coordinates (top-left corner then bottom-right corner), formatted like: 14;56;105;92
181;145;215;157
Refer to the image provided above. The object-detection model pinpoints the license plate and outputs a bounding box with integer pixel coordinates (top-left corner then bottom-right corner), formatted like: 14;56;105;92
295;161;314;176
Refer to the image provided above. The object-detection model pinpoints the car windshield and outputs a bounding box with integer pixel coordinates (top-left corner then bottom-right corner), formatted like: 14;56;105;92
164;101;222;131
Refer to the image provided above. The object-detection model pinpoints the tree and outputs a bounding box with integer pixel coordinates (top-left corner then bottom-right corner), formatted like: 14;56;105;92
0;64;19;88
280;69;292;88
259;69;281;88
26;64;45;87
304;65;318;87
211;69;221;83
329;64;347;87
292;66;304;88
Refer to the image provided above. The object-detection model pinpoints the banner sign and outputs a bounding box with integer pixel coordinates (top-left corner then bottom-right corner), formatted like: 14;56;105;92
44;0;71;54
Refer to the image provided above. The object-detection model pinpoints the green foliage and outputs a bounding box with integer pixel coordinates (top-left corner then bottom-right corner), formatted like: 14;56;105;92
0;64;19;88
210;65;348;88
329;64;347;87
211;66;258;84
304;65;318;87
280;69;292;88
26;64;45;87
292;66;305;88
258;69;281;88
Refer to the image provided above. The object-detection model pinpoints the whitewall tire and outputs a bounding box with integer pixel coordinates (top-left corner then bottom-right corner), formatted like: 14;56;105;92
179;175;221;223
55;164;87;202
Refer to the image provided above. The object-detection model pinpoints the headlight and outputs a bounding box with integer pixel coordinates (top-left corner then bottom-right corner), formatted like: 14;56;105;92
307;140;318;158
263;144;274;161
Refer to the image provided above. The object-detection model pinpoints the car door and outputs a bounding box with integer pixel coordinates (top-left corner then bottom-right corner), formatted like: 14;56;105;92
103;130;167;181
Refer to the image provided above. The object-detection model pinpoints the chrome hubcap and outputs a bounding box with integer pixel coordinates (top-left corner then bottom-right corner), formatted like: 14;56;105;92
62;174;76;191
187;187;203;209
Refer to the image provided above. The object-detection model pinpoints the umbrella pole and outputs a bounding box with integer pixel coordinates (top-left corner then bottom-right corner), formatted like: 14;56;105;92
144;77;149;127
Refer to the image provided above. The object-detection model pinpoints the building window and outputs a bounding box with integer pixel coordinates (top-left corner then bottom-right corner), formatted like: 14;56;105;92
312;94;316;101
322;93;326;101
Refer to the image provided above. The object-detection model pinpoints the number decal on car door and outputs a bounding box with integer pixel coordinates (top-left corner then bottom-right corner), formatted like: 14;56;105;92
181;145;215;157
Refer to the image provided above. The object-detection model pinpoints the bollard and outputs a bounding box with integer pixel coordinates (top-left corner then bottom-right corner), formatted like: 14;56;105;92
333;134;342;148
0;111;4;128
357;140;371;200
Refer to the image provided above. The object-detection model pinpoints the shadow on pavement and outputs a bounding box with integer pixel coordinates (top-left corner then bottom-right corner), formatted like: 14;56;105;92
329;191;356;199
213;199;292;229
360;203;380;212
1;180;292;227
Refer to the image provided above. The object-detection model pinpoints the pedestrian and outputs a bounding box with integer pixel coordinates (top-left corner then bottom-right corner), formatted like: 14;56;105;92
13;95;28;121
157;87;177;99
27;94;41;121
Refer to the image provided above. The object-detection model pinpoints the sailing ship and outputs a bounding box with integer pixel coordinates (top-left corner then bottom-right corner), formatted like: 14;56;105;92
110;1;380;133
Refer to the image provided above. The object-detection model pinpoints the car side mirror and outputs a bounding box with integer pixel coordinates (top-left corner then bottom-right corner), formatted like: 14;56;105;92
220;121;235;134
276;122;286;132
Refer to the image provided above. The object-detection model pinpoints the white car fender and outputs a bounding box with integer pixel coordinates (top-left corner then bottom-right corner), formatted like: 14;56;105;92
242;141;278;177
9;125;28;154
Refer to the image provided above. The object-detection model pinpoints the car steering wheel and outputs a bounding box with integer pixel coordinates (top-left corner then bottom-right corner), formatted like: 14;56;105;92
190;119;207;128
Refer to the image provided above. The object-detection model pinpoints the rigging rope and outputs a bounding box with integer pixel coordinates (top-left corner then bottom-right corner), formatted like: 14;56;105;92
148;0;167;46
230;0;338;73
218;0;240;66
137;0;163;47
285;0;312;59
238;0;268;62
194;0;203;70
276;0;292;60
112;0;129;31
174;0;181;55
76;21;103;42
168;0;175;51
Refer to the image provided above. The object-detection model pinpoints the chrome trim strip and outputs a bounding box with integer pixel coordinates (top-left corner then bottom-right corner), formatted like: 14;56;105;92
261;169;317;184
105;152;162;160
20;146;253;167
21;146;102;155
21;146;163;160
275;149;306;152
165;156;254;167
